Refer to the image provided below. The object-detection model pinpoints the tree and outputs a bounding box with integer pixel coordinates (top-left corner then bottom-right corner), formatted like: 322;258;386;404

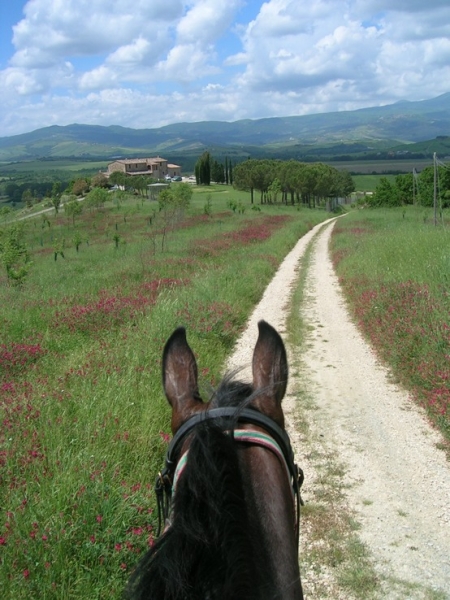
51;181;62;214
369;177;400;207
72;230;84;252
267;178;282;203
195;152;211;185
22;188;33;208
85;187;109;211
211;159;225;184
5;183;20;204
172;182;193;207
65;197;83;225
233;159;271;204
72;179;90;197
91;172;108;188
233;160;254;203
250;160;275;204
395;173;414;205
225;157;229;185
109;171;128;189
134;175;152;197
416;164;450;208
53;238;65;261
0;224;32;286
158;184;192;251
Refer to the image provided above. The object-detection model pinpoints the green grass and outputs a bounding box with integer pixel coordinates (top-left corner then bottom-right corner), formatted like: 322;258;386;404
352;174;396;192
0;186;328;598
330;206;450;446
0;159;110;174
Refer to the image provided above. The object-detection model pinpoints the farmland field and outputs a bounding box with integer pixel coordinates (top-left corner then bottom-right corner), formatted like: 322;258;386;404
330;158;432;174
351;173;396;192
0;159;110;175
0;187;329;598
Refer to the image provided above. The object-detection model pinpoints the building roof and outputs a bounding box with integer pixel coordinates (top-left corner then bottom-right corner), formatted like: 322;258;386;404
111;156;167;165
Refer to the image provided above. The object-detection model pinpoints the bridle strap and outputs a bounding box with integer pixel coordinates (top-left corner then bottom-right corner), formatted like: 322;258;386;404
172;430;291;495
166;407;296;479
155;407;304;543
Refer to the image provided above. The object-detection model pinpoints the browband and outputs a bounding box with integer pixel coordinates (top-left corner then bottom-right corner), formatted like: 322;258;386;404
165;407;297;483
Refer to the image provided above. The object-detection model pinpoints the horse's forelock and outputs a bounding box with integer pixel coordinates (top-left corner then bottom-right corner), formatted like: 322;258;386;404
125;417;265;599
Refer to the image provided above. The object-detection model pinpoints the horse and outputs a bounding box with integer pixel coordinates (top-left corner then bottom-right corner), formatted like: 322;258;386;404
125;320;304;599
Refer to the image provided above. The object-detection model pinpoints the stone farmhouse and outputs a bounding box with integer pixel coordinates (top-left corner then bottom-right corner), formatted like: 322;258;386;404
107;157;181;179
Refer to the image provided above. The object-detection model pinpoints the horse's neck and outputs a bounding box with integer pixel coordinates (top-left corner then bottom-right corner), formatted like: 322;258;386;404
240;446;303;600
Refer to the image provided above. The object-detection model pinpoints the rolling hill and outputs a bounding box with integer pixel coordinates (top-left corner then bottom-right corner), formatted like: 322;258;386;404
0;93;449;162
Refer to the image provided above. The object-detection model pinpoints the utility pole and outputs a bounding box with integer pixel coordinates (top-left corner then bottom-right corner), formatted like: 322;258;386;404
433;152;437;226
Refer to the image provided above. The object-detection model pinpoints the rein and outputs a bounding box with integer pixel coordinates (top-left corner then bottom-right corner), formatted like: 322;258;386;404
155;407;304;546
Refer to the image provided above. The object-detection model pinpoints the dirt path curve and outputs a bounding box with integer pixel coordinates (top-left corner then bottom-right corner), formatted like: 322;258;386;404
227;218;450;599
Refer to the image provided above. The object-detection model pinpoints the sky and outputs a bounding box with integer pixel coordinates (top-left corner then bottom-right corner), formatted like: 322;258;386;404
1;0;450;138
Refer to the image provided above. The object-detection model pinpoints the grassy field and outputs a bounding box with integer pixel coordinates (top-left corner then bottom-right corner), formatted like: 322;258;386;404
3;189;450;598
0;159;110;175
0;186;329;598
330;206;450;446
351;173;396;192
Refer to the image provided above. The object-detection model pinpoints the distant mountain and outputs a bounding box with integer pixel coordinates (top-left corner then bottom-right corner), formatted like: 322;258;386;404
1;93;449;162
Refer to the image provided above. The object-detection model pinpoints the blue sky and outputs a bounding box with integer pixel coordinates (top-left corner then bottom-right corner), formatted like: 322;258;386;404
1;0;450;137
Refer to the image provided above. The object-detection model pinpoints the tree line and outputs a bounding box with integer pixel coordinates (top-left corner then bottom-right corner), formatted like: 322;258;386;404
3;180;69;206
232;158;355;206
370;165;450;207
2;171;153;209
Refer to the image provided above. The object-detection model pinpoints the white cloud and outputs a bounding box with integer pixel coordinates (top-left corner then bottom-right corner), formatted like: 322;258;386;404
6;0;185;92
156;43;220;82
4;0;245;96
233;0;450;111
354;0;450;14
176;0;243;44
79;65;117;91
224;52;248;66
108;38;153;66
1;68;47;95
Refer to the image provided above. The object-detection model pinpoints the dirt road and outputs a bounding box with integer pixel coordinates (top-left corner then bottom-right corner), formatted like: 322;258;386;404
227;218;450;599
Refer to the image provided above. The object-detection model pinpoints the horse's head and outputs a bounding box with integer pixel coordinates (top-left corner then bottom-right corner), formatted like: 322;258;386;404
126;321;303;600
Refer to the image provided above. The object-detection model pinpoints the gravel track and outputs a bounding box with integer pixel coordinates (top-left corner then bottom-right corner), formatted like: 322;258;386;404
226;217;450;599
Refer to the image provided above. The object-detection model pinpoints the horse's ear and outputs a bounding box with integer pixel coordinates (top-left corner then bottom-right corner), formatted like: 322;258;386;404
162;327;203;433
251;321;288;423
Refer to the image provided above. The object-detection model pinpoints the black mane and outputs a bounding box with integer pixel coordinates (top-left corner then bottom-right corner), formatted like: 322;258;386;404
124;379;273;600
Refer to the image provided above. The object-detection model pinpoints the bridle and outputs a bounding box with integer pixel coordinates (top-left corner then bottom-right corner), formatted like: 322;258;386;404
155;407;304;547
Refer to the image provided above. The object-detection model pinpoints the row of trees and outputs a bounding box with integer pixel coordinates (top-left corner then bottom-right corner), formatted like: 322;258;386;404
370;165;450;207
3;171;147;209
232;159;355;206
4;180;69;206
194;152;234;186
